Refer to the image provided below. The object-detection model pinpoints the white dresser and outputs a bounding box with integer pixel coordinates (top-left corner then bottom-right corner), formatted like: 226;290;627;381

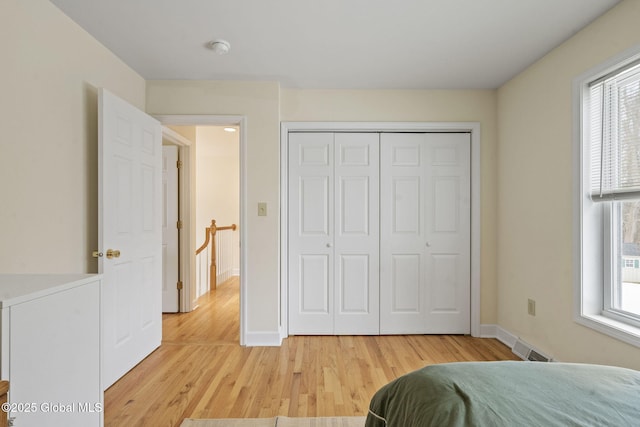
0;274;103;427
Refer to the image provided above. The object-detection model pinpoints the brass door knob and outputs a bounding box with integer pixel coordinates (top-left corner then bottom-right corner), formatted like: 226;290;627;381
106;249;121;259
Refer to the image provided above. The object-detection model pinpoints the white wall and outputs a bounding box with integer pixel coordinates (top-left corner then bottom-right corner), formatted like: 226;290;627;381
0;0;146;273
497;0;640;369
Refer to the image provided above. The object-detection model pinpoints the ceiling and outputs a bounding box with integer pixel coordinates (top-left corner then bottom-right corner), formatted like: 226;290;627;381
50;0;621;90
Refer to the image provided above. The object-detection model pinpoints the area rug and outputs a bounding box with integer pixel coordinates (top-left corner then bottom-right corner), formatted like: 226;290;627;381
180;416;366;427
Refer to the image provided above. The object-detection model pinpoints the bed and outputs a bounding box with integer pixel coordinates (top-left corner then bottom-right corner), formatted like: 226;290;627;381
365;361;640;427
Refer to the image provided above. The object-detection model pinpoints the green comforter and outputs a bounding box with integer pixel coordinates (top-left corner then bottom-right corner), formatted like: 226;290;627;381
365;361;640;427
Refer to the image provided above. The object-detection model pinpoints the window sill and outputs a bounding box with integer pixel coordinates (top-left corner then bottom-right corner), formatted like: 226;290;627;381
576;312;640;348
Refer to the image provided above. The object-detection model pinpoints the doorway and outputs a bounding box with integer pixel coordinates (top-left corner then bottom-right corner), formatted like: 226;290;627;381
157;115;247;345
193;125;240;300
281;121;482;338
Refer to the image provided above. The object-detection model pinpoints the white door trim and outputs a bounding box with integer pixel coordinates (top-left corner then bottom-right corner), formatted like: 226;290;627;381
161;126;193;314
280;122;481;339
161;144;180;313
156;115;247;346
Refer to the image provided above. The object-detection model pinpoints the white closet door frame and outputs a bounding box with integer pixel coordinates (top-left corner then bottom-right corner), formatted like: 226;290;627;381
280;122;481;340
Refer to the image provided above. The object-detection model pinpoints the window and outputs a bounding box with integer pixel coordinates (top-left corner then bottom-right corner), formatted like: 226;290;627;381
608;201;640;323
576;48;640;346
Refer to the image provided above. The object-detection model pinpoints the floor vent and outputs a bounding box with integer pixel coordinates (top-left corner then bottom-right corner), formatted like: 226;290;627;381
511;339;551;362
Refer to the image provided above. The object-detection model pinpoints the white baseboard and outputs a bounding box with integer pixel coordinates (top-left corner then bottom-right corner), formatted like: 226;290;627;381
479;324;518;349
248;324;518;349
244;331;283;347
479;324;498;338
496;326;518;348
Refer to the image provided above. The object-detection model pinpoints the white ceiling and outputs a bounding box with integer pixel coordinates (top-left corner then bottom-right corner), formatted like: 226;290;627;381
50;0;621;89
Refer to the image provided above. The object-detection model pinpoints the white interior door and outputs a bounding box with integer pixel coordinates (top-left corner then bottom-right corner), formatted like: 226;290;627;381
288;132;379;335
99;88;163;389
334;133;379;334
288;133;335;334
162;145;179;313
380;132;470;334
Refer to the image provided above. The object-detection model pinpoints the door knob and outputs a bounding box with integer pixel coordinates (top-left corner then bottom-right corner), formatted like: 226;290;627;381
326;243;332;248
106;249;121;259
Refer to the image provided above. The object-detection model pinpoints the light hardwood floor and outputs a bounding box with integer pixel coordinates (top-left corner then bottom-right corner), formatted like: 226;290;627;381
104;277;519;426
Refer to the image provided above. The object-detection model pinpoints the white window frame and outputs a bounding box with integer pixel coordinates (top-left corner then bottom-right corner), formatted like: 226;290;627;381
574;44;640;348
604;202;640;330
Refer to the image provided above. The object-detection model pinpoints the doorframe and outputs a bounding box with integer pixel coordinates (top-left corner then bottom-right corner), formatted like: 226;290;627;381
156;115;247;346
161;127;192;313
280;121;481;339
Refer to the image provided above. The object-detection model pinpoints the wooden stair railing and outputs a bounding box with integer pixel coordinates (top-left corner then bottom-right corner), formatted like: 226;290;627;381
196;219;237;290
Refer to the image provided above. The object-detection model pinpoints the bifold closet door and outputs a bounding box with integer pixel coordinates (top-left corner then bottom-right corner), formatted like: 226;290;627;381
288;132;379;335
334;133;379;334
380;133;471;334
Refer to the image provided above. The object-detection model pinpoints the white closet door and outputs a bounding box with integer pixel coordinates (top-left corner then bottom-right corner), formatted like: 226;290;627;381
288;133;335;334
334;133;379;334
380;133;471;334
288;132;380;335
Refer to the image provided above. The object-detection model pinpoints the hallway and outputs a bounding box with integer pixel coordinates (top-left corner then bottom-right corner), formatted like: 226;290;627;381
163;276;240;345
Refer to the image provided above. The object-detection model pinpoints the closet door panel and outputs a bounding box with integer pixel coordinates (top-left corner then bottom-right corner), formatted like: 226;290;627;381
288;133;335;334
423;133;470;333
340;176;370;234
300;176;330;235
334;133;379;335
300;254;330;312
380;134;429;334
381;133;470;334
392;177;421;233
391;253;421;312
429;253;459;311
338;254;370;312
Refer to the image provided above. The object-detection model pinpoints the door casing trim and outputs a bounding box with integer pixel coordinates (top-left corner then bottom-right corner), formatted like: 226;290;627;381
280;121;481;340
156;115;247;346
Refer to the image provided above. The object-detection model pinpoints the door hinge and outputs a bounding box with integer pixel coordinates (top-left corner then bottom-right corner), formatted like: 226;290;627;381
177;280;183;290
176;160;183;169
177;220;183;229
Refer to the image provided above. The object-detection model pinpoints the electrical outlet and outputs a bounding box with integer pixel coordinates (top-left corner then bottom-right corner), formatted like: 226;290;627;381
258;202;267;216
527;299;536;316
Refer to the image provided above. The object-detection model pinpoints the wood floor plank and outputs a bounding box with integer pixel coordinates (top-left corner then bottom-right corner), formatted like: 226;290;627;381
105;277;519;426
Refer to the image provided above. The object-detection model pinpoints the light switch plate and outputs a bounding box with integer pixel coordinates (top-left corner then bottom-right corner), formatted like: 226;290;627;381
258;202;267;216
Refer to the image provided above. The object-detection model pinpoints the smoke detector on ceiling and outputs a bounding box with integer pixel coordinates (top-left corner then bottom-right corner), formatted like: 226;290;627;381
207;39;231;55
